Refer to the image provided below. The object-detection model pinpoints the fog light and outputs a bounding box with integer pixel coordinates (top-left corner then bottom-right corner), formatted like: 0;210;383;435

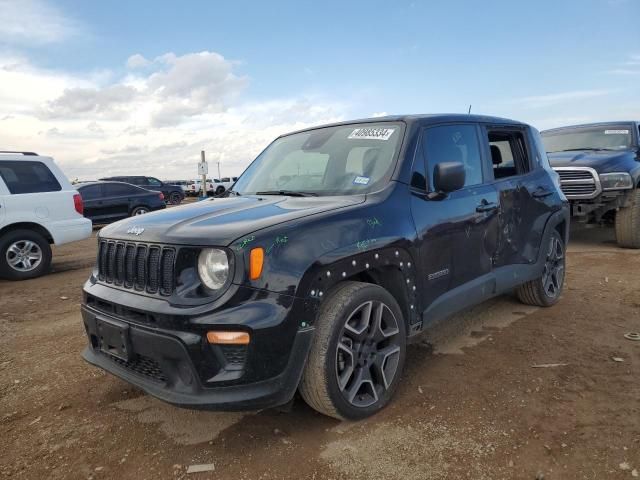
206;331;250;345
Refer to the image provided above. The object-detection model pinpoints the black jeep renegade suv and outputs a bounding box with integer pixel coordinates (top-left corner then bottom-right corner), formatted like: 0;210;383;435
81;114;569;420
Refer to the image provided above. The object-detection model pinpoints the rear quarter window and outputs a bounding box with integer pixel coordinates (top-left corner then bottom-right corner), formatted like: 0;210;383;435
0;161;62;194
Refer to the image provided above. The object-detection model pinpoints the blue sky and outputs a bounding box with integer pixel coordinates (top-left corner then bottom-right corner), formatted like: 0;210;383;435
1;0;639;179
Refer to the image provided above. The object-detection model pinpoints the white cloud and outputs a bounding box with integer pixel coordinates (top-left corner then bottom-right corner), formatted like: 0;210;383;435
0;0;81;46
607;53;640;76
126;54;151;69
42;84;139;118
0;51;347;180
517;89;613;108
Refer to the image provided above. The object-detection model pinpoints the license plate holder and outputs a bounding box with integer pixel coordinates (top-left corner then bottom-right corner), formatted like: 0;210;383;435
97;317;132;362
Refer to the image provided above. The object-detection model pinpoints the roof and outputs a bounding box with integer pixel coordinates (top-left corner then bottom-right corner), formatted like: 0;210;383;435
542;121;639;134
281;113;527;137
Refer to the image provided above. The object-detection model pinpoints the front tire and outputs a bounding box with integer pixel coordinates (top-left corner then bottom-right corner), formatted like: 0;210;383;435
215;186;225;195
615;189;640;249
299;281;407;420
516;230;565;307
0;229;52;280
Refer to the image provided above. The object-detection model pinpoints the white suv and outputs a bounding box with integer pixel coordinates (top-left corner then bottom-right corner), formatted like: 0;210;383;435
0;152;92;280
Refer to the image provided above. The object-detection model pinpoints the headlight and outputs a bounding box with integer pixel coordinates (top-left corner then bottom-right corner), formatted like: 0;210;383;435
600;172;633;190
198;248;229;290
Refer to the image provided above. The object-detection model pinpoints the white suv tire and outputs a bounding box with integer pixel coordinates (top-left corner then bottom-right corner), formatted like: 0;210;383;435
0;229;52;280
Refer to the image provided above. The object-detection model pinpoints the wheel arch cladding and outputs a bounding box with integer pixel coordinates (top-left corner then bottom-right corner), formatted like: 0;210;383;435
303;247;419;329
0;222;54;244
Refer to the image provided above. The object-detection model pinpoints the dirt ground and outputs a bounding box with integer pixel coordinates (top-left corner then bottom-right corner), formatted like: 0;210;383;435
1;222;639;479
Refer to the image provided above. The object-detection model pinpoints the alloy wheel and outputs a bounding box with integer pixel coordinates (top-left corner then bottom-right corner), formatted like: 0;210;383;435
169;193;181;205
134;208;148;215
335;300;402;408
542;235;565;298
6;240;43;272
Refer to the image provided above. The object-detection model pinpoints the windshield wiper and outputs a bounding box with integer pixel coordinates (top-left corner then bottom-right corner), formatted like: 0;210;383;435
255;190;318;197
225;189;241;196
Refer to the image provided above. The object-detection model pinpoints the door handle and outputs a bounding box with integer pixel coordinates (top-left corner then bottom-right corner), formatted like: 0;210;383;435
476;201;498;213
532;188;553;198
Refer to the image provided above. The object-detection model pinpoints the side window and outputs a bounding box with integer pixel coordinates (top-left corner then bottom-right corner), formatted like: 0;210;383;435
422;125;483;190
79;185;102;200
146;177;162;186
487;129;531;179
0;161;62;194
105;183;136;196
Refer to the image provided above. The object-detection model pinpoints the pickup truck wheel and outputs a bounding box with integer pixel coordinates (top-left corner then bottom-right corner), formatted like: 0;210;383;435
299;281;407;420
615;189;640;249
215;186;225;195
0;229;52;280
168;192;182;205
516;230;565;307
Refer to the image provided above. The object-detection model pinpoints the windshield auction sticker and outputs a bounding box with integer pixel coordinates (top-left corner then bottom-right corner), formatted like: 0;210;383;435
348;127;395;140
604;130;629;134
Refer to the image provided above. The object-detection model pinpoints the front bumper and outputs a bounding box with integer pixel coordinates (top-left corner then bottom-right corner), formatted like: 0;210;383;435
81;284;316;410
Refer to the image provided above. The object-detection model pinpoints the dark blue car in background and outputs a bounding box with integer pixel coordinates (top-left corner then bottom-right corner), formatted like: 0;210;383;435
77;181;166;224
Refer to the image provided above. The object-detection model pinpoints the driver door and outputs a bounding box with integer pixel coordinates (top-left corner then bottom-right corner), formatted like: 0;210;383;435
411;123;499;321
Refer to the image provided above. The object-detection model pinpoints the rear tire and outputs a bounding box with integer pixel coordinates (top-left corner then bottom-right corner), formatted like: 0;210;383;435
130;206;150;216
299;281;407;420
169;192;182;205
516;230;565;307
0;229;52;280
615;189;640;249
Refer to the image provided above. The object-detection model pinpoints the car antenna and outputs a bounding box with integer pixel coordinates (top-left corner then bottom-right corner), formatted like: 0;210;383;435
467;104;472;114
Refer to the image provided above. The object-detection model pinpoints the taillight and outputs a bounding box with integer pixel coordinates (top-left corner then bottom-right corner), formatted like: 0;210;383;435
73;193;84;215
159;192;165;201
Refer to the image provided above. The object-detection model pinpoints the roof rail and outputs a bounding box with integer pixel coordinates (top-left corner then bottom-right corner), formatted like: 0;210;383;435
0;151;39;156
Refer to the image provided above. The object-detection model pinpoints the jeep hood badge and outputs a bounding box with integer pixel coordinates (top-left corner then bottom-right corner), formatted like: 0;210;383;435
126;226;145;236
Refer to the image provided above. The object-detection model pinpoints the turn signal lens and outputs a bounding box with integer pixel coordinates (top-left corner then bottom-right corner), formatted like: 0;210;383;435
249;247;264;280
206;331;250;345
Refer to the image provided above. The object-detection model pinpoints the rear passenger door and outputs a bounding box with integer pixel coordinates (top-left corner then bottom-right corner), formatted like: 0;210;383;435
482;125;554;267
102;183;135;220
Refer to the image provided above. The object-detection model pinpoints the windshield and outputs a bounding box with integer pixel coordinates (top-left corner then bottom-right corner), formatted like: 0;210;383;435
232;122;404;196
542;125;634;153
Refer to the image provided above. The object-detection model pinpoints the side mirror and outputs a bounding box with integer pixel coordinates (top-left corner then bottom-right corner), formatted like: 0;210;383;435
433;161;465;193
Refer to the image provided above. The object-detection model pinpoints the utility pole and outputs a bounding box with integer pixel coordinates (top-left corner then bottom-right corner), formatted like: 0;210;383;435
200;150;208;199
217;161;221;180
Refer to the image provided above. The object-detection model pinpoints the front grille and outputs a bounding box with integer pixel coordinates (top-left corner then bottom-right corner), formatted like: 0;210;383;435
111;354;167;383
554;167;601;200
98;240;176;296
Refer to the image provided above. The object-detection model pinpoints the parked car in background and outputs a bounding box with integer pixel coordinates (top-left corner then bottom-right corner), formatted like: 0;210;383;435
218;177;238;193
0;151;92;280
99;176;184;205
77;181;166;224
542;121;640;248
187;179;214;196
165;180;191;195
81;115;568;420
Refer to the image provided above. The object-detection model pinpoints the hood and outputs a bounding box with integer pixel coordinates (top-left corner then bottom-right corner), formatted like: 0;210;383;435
98;195;366;246
548;149;638;173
